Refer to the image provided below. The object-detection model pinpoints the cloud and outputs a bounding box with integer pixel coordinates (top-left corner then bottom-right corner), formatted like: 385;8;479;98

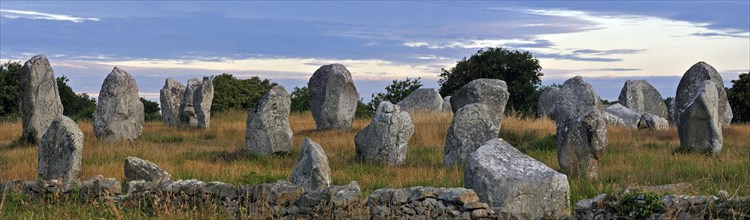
535;53;621;62
583;68;642;72
0;9;99;23
690;32;750;39
402;39;539;49
573;49;646;55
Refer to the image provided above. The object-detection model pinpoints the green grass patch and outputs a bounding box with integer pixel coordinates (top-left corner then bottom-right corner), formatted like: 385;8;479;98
141;133;184;144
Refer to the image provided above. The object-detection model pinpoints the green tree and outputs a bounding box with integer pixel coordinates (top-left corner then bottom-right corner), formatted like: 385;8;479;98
355;99;374;119
368;77;422;111
140;97;161;121
290;86;310;112
727;72;749;123
56;76;97;121
438;47;543;114
211;73;276;112
0;61;22;119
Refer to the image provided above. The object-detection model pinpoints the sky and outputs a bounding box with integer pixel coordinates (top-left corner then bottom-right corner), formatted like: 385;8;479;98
1;1;748;102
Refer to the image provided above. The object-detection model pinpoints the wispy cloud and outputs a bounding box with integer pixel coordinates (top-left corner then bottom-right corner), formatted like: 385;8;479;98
0;9;99;23
573;49;646;55
402;39;539;49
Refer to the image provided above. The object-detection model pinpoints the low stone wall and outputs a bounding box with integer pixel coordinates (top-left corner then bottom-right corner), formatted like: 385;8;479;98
574;192;749;219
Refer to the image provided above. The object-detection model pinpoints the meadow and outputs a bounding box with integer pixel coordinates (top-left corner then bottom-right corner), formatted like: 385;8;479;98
1;110;748;218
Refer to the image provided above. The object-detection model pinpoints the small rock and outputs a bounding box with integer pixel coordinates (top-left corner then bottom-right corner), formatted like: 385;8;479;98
124;156;171;183
397;88;443;112
289;138;332;192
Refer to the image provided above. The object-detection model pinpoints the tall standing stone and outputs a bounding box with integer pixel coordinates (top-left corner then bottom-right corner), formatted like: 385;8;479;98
396;88;443;112
38;116;83;186
673;62;732;126
555;76;607;178
441;96;452;112
246;85;293;155
678;80;723;153
19;55;64;144
159;78;185;126
355;101;414;165
618;80;668;119
308;64;359;130
450;78;509;127
93;67;144;141
537;87;560;119
180;77;214;128
444;103;499;168
289;138;332;192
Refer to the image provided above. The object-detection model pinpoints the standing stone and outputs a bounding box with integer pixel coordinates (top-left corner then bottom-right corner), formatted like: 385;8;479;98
159;78;185;126
555;76;607;178
678;80;723;153
464;138;570;218
537;87;560;119
396;88;443;112
308;64;359;130
444;103;499;168
93;67;144;141
618;80;669;119
355;101;414;165
289;138;332;192
442;96;452;112
180;77;214;128
38;116;83;186
602;104;641;128
19;55;64;144
124;156;172;183
246;85;293;155
450;78;509;126
673;62;732;126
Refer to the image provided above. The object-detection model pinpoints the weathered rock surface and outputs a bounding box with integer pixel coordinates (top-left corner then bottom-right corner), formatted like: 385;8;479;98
396;88;443;112
555;76;607;178
603;103;642;128
78;175;121;201
441;96;452;112
639;113;669;130
38;116;83;186
575;192;748;219
673;62;732;126
124;156;172;183
537;86;560;119
92;67;144;141
179;77;214;128
464;138;570;218
618;79;669;119
678;80;723;153
19;55;64;144
308;64;359;130
450;78;509;126
289;138;332;192
159;78;185;126
355;101;414;165
444;103;499;168
246;85;293;155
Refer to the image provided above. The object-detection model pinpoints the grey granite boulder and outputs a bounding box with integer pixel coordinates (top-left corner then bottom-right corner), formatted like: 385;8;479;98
308;64;359;130
92;67;144;141
464;138;570;218
638;113;669;130
246;85;293;155
180;77;214;128
124;156;172;183
673;62;732;126
355;101;414;165
678;80;723;153
537;87;560;119
444;103;499;168
19;55;64;144
441;96;452;112
396;88;443;112
618;80;669;119
289;138;332;192
602;104;641;128
555;76;607;178
38;116;83;186
450;78;509;126
159;78;185;126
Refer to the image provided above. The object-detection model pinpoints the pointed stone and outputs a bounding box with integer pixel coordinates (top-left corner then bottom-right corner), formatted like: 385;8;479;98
179;77;214;128
355;101;414;165
444;103;499;168
618;79;669;119
38;116;83;186
289;138;332;192
93;67;144;141
537;87;560;119
19;55;64;144
246;85;293;155
159;78;185;126
678;80;723;153
673;62;732;126
450;78;509;127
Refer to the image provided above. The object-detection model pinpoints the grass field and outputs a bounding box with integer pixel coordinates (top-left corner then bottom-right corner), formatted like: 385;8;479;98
1;110;748;218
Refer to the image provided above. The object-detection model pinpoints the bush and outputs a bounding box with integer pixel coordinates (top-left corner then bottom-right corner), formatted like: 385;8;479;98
57;76;97;121
727;72;749;123
290;86;310;112
140;97;161;121
0;61;22;119
211;73;276;113
367;77;422;111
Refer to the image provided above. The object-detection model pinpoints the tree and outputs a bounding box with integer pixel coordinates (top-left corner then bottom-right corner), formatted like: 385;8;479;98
56;76;97;121
438;47;543;114
290;86;310;112
368;77;422;111
140;97;161;121
727;72;749;123
0;61;22;119
211;73;276;113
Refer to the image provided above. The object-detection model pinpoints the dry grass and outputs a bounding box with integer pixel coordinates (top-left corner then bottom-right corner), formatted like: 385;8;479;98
1;110;749;217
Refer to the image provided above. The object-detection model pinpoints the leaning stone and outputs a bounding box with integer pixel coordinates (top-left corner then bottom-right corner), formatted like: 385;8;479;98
678;80;723;153
555;76;607;178
289;138;332;192
355;101;414;165
444;103;499;168
450;78;509;127
159;77;185;126
464;138;570;218
397;88;443;112
180;77;214;128
638;113;669;130
618;79;669;119
246;85;293;155
19;55;64;144
124;156;172;183
602;103;641;128
38;116;83;186
537;87;560;119
673;61;732;126
442;96;452;112
308;64;359;130
92;67;144;141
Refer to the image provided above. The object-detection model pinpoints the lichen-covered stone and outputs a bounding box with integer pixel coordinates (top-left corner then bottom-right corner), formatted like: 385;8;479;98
397;88;443;112
444;103;498;168
537;87;560;119
602;103;641;128
92;67;144;141
180;77;214;128
450;78;509;127
308;64;359;130
38;116;83;186
159;78;185;126
289;138;332;192
124;156;171;183
639;113;669;130
678;80;723;153
19;55;64;144
618;79;669;119
246;85;293;155
441;96;452;112
355;101;414;165
673;62;732;126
